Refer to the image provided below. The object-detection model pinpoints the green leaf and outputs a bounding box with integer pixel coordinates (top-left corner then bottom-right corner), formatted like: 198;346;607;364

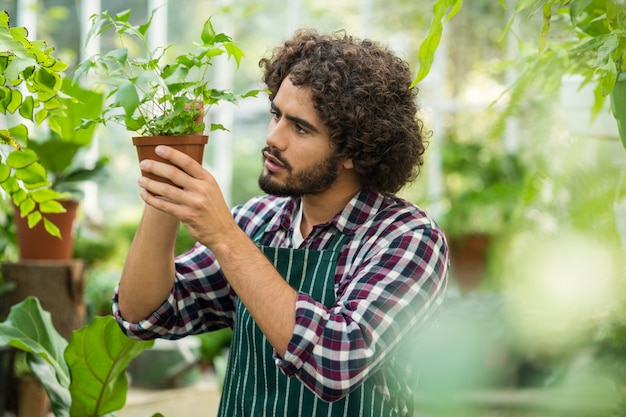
0;297;71;398
27;210;42;228
0;162;9;182
43;217;62;239
6;88;22;113
27;354;71;417
411;0;464;87
6;148;38;169
15;161;48;184
17;197;36;217
8;123;28;144
114;81;140;118
223;43;245;67
201;17;216;44
66;317;154;417
18;94;34;120
39;199;67;214
31;187;64;203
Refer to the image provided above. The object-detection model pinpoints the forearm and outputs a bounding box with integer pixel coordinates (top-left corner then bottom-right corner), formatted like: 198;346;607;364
118;205;179;322
209;227;297;357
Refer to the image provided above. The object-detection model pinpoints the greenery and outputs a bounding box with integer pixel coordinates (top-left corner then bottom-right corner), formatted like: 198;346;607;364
28;79;108;199
0;297;153;417
0;10;70;237
415;0;626;121
74;9;261;137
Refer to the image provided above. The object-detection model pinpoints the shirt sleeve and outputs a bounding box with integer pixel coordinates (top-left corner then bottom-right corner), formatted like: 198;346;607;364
113;242;236;340
273;225;448;402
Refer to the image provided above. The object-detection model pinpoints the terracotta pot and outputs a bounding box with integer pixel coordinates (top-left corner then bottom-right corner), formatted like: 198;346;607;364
132;135;208;186
17;375;49;417
448;233;492;294
14;200;79;260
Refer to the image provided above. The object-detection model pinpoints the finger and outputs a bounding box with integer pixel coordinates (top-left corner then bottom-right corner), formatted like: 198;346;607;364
140;188;180;215
155;145;206;179
138;173;184;203
139;158;190;189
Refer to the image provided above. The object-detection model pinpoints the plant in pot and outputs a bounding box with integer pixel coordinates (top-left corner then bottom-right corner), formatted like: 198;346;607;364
12;78;107;260
414;0;626;148
0;10;70;239
439;127;527;293
74;9;262;183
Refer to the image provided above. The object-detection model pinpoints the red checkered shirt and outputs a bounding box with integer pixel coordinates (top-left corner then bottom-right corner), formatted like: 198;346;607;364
113;188;449;411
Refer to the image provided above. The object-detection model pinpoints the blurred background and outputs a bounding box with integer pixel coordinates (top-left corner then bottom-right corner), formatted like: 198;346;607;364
0;0;625;416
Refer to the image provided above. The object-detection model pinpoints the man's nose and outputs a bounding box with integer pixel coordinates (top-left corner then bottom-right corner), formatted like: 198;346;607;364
265;119;287;150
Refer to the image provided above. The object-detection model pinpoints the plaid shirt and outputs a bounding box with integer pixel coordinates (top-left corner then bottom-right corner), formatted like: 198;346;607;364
114;188;448;408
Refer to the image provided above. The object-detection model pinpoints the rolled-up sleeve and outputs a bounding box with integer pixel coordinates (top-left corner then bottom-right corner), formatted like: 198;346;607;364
113;242;236;340
273;226;448;402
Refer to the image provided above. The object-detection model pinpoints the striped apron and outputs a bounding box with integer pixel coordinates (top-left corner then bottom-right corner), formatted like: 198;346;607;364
217;230;401;417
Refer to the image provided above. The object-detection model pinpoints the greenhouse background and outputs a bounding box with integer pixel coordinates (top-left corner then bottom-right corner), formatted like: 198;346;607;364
1;0;625;416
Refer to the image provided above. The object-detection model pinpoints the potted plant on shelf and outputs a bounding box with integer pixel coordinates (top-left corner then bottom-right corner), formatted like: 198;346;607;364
12;78;107;260
74;9;262;184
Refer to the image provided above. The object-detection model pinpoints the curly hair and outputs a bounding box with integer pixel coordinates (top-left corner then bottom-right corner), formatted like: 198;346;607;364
259;29;427;195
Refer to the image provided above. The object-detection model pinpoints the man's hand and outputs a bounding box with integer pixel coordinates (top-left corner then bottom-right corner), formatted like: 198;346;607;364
137;145;239;249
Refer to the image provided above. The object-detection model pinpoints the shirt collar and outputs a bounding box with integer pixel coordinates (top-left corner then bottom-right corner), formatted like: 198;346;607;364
267;189;384;236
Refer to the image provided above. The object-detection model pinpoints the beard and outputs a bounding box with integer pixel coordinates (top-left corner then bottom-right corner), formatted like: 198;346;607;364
258;147;342;197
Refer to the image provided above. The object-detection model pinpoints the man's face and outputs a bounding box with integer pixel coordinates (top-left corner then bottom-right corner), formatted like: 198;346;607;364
258;77;342;197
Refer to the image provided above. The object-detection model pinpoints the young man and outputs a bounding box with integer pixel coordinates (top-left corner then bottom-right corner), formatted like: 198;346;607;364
114;29;449;417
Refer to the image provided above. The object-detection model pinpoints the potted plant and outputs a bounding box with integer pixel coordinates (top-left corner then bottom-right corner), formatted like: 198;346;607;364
74;9;261;184
0;10;70;238
0;296;153;417
414;0;626;148
12;78;107;260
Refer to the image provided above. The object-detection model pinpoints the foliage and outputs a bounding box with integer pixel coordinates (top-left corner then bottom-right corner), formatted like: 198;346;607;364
415;0;626;119
439;132;527;236
411;0;465;88
0;297;154;417
503;0;626;118
74;9;262;137
196;328;232;366
28;79;108;199
0;9;69;237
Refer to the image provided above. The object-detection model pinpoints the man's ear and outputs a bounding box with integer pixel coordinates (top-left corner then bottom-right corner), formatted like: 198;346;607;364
343;158;354;169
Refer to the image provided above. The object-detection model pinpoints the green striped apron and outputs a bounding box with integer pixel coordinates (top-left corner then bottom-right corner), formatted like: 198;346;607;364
217;230;401;417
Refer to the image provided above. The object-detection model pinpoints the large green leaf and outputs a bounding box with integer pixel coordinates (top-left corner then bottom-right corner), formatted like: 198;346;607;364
65;316;154;417
0;297;72;416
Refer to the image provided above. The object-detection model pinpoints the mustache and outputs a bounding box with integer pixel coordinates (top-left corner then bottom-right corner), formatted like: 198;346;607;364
262;146;291;169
